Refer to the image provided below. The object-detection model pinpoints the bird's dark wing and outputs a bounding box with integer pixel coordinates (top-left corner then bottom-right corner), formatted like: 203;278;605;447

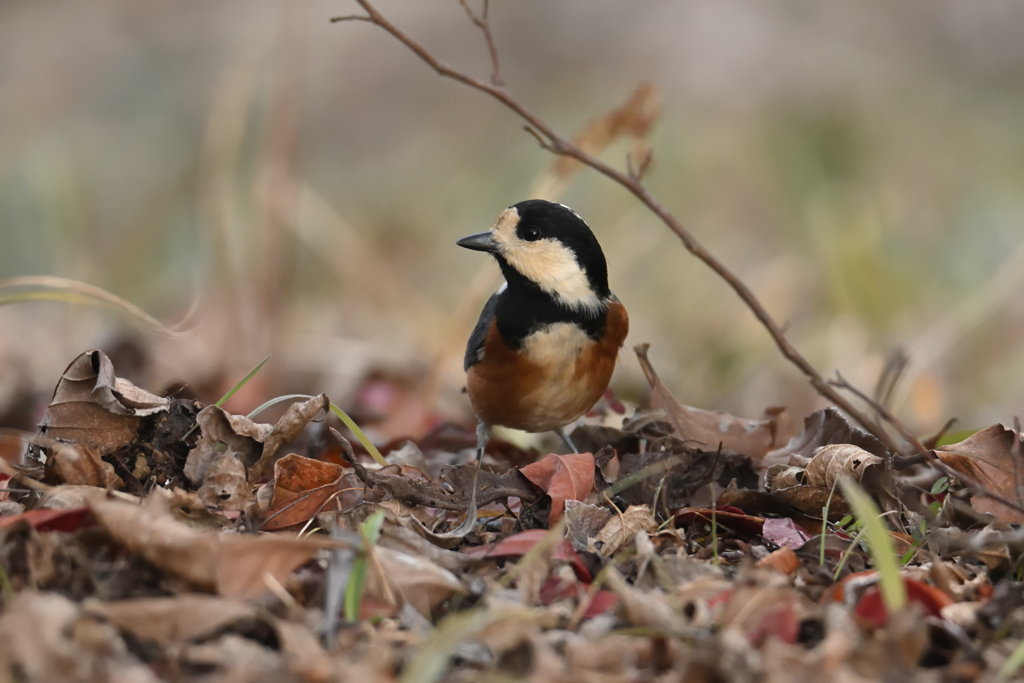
464;292;500;371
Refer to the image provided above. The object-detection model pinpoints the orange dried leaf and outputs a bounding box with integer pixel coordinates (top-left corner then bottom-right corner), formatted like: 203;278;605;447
756;546;800;575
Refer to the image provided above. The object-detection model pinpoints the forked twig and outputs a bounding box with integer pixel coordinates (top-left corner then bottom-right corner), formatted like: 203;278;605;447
332;0;904;456
458;0;503;87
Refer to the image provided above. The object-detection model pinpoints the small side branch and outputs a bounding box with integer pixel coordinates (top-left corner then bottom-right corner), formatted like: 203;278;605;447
330;14;373;24
830;372;924;454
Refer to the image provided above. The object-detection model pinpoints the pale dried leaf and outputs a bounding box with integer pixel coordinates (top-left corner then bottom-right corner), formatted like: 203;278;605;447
596;505;657;557
935;424;1024;523
603;567;685;631
184;394;329;484
196;450;254;510
763;407;889;470
0;591;158;683
38;485;138;510
635;344;791;460
84;595;256;644
564;499;612;554
48;441;123;489
804;444;883;489
368;546;466;616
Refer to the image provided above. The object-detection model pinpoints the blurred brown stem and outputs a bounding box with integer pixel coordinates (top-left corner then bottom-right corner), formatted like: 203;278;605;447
332;0;905;456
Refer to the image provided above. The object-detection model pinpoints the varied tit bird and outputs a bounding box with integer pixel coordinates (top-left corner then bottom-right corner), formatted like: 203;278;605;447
457;199;629;462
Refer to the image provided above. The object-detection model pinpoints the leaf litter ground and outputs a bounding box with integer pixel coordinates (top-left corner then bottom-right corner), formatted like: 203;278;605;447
0;348;1022;681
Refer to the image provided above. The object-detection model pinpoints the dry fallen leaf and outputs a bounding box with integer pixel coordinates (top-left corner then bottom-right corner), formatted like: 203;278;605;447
935;424;1024;523
44;440;123;489
0;591;155;682
763;407;889;470
756;546;801;575
764;443;896;518
85;595;257;644
259;453;359;531
564;499;612;554
87;488;343;599
196;450;254;511
368;546;466;616
635;344;791;460
596;504;657;557
36;349;169;456
184;394;329;484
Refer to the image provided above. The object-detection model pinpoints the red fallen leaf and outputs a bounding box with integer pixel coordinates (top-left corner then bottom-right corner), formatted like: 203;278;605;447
854;577;954;627
584;589;619;619
673;507;766;537
519;452;595;524
761;517;812;549
0;507;95;534
463;529;591;581
540;575;580;603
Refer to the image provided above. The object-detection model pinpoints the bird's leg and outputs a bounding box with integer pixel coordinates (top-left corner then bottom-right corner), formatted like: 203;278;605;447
555;426;579;453
414;421;490;540
475;421;492;464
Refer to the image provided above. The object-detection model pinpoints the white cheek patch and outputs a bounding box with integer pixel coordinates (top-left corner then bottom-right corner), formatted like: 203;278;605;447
491;208;603;313
508;240;602;311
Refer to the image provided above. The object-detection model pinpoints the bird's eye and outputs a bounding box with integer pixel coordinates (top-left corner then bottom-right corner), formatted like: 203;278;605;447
523;226;541;241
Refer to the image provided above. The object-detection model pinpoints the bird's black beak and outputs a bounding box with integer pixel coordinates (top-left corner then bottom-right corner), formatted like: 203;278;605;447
456;231;500;253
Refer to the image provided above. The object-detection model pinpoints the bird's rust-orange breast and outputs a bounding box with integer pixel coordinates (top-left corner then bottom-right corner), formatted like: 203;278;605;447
467;300;628;433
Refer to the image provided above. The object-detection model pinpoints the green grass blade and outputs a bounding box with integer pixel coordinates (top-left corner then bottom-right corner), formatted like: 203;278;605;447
245;393;311;420
181;355;272;440
217;354;271;408
344;510;386;622
997;639;1024;682
821;477;841;566
840;478;906;612
329;402;387;467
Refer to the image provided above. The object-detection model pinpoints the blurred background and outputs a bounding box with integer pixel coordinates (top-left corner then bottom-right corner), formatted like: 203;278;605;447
1;0;1023;444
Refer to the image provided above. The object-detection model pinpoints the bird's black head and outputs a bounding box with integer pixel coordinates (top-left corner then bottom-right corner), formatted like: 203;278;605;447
457;199;610;312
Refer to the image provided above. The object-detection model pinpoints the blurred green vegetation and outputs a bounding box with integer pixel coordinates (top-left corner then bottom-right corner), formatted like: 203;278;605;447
1;1;1023;437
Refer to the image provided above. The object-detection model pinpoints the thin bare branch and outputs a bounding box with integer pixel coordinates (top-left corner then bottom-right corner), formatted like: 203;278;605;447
458;0;503;86
341;0;907;455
